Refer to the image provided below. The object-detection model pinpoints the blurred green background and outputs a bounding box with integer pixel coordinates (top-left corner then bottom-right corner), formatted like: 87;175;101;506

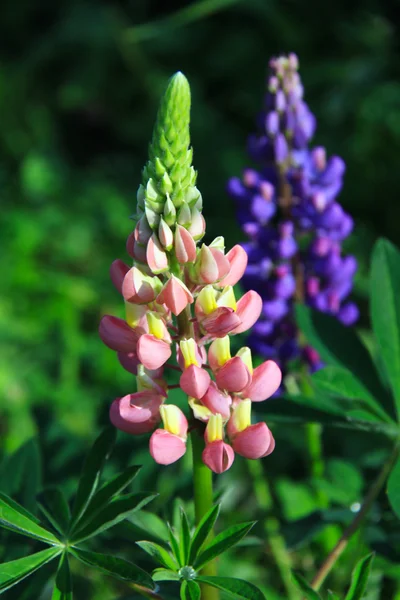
1;1;400;598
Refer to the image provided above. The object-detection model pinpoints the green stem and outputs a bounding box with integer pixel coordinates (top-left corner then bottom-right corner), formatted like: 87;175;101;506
248;460;300;600
191;431;219;600
311;443;400;591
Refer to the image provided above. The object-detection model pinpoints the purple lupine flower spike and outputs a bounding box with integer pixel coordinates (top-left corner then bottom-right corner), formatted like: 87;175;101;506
227;53;358;378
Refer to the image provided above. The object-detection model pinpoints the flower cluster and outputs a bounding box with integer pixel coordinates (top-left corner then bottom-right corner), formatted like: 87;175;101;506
227;54;358;373
99;73;281;473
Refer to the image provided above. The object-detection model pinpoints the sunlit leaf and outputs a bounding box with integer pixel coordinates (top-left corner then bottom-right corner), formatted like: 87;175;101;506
0;547;60;594
196;576;265;599
292;573;322;599
136;541;179;571
0;493;60;544
344;553;374;600
189;504;220;564
195;522;255;569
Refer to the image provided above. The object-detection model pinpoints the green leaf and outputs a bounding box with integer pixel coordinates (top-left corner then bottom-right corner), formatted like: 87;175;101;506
344;553;375;600
180;508;191;565
0;547;61;593
52;553;73;600
168;524;182;565
0;439;42;513
70;427;116;527
71;492;157;542
180;580;201;600
195;522;255;569
71;465;140;534
312;366;392;422
295;304;395;418
371;239;400;417
196;576;265;599
259;395;400;438
388;456;400;519
327;593;341;600
71;548;154;589
136;541;179;571
0;493;60;545
37;488;71;535
189;504;220;564
292;573;322;599
152;568;180;582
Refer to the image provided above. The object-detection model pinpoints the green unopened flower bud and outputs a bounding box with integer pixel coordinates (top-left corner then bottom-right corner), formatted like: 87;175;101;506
210;236;225;251
177;203;191;227
164;195;176;226
159;172;173;195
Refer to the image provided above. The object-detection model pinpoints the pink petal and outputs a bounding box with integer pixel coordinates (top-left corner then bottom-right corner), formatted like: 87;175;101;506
180;365;211;399
132;241;147;263
126;231;136;258
242;360;282;401
109;395;161;435
197;245;219;284
188;210;206;240
219;245;248;287
122;266;156;304
201;307;241;336
202;441;235;473
201;382;232;419
99;315;138;353
215;357;251;392
156;276;194;316
110;260;130;294
210;248;230;280
231;422;275;459
231;291;262;334
147;234;169;274
134;215;152;244
117;351;140;375
174;225;197;264
137;334;171;370
149;430;187;465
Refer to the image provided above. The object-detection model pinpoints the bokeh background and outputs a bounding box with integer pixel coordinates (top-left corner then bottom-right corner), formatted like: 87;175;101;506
1;1;400;598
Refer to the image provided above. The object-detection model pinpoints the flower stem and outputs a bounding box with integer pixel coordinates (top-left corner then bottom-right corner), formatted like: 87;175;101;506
248;460;300;600
311;443;400;591
191;430;219;600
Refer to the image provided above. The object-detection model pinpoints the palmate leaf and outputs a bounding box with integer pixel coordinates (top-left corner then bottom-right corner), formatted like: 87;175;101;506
37;487;71;536
344;553;374;600
0;547;61;594
194;522;255;569
295;304;395;419
70;427;116;528
371;239;400;419
196;576;265;599
189;504;220;564
52;553;73;600
70;465;141;536
152;569;180;582
0;438;42;513
168;524;182;565
71;548;154;589
259;395;400;438
180;580;201;600
71;491;157;543
292;573;322;600
136;541;179;571
0;493;60;545
312;366;393;422
180;508;191;565
388;456;400;519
